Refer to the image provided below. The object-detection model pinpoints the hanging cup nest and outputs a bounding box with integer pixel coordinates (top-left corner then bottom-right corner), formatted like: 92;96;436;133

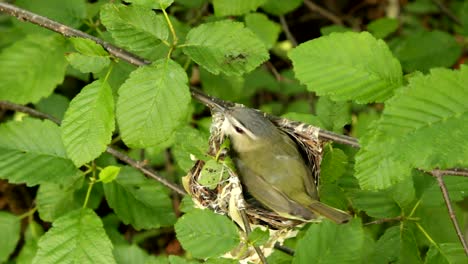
183;103;325;230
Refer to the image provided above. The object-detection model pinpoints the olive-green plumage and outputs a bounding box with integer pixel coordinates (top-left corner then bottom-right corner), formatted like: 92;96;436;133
222;107;350;224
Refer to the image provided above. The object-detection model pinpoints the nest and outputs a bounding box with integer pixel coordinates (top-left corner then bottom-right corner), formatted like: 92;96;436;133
183;104;325;230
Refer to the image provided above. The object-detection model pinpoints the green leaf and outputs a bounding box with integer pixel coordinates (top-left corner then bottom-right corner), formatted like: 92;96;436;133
0;212;20;262
355;67;468;189
289;32;403;103
183;20;269;76
199;67;245;101
16;0;86;32
116;59;190;148
62;79;115;166
99;165;121;183
245;13;281;49
197;159;230;189
367;18;399;39
33;208;115;264
293;219;364;264
36;179;83;222
369;226;421;263
213;0;266;16
103;166;176;229
392;30;462;72
175;209;240;258
100;4;169;58
35;93;70;121
124;0;174;9
261;0;303;15
315;96;351;133
0;119;80;186
320;146;348;183
113;244;167;264
66;38;110;73
0;35;67;104
320;25;352;36
16;221;44;264
425;243;466;264
420;176;468;205
248;228;270;246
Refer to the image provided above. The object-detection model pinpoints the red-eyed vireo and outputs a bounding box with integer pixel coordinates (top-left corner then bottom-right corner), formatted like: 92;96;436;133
198;94;351;224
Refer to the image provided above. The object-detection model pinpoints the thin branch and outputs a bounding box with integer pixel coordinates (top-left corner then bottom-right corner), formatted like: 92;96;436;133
240;209;268;264
364;216;404;225
431;169;468;256
318;129;360;148
0;101;61;124
106;147;187;195
303;0;343;25
279;15;297;47
431;0;462;26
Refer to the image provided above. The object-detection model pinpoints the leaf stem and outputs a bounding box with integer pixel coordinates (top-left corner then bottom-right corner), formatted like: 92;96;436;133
18;207;37;219
161;4;178;58
415;222;439;250
83;163;97;208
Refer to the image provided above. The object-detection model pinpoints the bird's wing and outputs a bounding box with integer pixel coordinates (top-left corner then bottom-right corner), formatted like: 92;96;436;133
235;158;317;220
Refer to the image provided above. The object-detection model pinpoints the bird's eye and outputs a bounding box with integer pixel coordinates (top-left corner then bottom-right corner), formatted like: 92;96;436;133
234;126;244;134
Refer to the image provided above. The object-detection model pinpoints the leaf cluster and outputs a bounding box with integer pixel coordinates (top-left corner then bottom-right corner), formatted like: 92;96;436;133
0;0;467;263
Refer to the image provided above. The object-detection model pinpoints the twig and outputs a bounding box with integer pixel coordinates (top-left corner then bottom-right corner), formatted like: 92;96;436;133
431;0;462;26
0;100;61;124
303;0;343;25
364;216;404;225
274;242;295;256
433;168;468;177
106;147;187;196
318;129;360;148
431;169;468;256
240;209;268;264
279;15;297;47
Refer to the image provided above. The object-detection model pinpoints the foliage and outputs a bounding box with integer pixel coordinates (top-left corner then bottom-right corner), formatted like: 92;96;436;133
0;0;467;263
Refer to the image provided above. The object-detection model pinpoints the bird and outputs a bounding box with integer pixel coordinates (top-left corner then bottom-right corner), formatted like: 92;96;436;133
216;105;351;224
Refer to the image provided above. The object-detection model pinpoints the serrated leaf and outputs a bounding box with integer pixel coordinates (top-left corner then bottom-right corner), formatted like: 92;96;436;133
197;159;230;189
116;59;190;148
213;0;266;16
70;37;108;56
199;67;245;101
248;228;270;246
67;53;110;73
35;93;70;121
425;243;466;264
103;166;176;229
182;20;269;76
36;180;82;222
113;244;166;264
0;119;80;186
100;4;169;58
367;18;399;39
245;13;281;49
124;0;174;9
392;30;462;72
316;96;351;133
355;67;468;189
0;35;67;104
99;165;121;183
61;80;115;166
261;0;303;15
320;146;348;183
33;208;115;264
16;0;86;32
0;212;20;262
293;219;364;264
175;209;240;258
369;226;421;263
289;32;402;103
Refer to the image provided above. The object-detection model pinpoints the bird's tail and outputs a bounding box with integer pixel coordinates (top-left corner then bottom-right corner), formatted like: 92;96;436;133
308;202;351;224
